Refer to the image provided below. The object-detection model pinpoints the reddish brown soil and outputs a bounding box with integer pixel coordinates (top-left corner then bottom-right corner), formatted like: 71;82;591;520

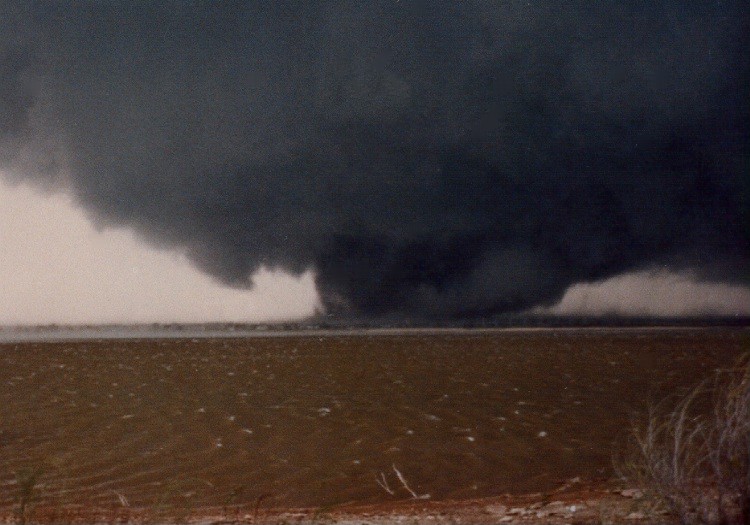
0;478;672;524
3;329;745;513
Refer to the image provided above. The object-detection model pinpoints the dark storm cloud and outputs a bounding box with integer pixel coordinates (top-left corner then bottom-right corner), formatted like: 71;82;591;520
1;1;747;319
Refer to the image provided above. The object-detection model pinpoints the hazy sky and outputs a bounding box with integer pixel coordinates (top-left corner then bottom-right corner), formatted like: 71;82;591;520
0;179;320;324
0;2;747;323
535;270;750;318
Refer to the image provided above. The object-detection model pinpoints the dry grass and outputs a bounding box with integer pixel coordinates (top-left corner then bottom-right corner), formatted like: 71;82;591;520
619;354;750;524
13;467;42;525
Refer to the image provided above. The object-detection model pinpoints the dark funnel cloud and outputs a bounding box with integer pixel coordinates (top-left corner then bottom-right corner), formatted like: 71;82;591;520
1;1;747;320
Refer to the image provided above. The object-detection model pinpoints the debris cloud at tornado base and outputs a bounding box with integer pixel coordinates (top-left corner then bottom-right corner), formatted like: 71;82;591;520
1;2;747;320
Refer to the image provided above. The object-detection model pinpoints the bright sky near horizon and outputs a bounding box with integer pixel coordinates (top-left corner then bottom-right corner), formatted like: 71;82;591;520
1;179;748;325
534;271;750;317
0;179;321;325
